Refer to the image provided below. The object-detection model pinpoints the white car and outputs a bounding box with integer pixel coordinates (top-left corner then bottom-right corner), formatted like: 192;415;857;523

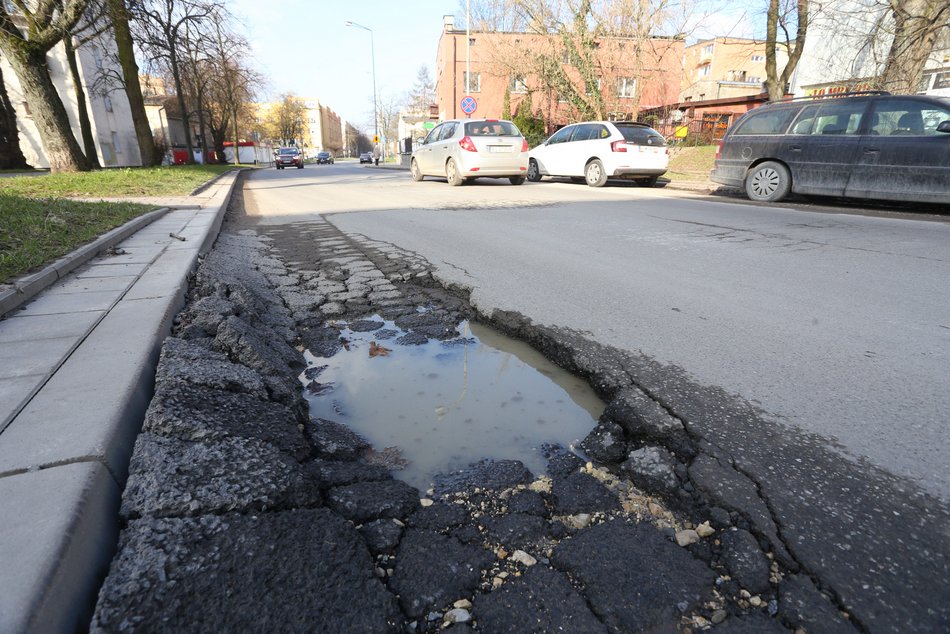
527;121;668;187
411;118;529;186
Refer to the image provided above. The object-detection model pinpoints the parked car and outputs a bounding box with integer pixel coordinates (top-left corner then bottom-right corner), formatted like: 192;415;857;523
359;152;373;164
527;121;669;187
710;91;950;204
275;147;303;169
316;151;334;164
410;118;529;185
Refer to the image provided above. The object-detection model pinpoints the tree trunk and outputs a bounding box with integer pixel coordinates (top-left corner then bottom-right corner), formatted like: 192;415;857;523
108;0;158;166
168;46;195;164
3;47;89;172
880;0;949;94
0;63;30;170
232;107;239;166
63;36;101;168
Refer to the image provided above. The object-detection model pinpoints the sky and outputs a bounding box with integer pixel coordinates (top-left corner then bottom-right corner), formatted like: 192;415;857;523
227;0;758;131
229;0;459;130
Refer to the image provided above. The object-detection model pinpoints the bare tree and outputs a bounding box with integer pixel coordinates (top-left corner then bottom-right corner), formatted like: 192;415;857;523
0;0;93;172
764;0;808;100
879;0;950;92
107;0;159;165
133;0;217;164
466;0;685;126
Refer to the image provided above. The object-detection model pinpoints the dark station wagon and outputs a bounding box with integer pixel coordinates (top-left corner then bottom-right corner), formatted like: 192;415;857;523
711;92;950;204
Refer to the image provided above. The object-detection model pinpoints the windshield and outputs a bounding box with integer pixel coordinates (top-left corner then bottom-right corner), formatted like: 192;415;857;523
279;148;298;155
464;121;521;137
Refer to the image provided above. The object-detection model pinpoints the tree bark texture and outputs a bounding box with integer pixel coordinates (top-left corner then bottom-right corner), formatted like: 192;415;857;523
2;47;89;172
108;0;158;166
0;63;30;170
765;0;809;101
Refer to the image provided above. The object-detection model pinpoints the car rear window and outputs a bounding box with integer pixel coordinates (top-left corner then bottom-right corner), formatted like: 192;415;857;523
616;125;666;146
465;121;521;136
731;108;798;135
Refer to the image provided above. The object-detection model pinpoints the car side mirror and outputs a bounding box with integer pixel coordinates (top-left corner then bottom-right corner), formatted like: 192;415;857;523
937;121;950;133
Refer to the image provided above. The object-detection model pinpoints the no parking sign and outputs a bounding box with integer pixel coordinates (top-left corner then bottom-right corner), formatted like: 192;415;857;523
460;95;477;116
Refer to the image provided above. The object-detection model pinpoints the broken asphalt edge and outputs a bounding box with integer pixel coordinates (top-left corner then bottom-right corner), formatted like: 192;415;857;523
0;170;242;633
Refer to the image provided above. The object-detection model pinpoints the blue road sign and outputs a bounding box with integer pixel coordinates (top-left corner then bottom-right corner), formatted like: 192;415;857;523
460;96;477;115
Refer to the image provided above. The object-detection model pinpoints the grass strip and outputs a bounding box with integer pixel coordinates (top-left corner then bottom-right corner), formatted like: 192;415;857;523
0;193;152;284
0;164;236;198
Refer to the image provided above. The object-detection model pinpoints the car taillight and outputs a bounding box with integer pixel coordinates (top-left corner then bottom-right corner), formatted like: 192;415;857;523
715;140;724;160
459;136;478;152
611;140;627;152
521;138;529;152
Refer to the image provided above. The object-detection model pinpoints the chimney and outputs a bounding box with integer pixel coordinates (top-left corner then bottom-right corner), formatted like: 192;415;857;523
443;14;455;32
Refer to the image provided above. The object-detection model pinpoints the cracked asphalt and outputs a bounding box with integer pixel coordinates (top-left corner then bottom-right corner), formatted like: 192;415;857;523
91;166;948;632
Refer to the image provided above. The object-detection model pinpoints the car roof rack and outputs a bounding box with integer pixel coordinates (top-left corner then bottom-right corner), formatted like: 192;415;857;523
762;90;890;106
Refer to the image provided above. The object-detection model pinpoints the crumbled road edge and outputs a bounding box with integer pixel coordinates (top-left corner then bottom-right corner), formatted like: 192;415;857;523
90;194;868;632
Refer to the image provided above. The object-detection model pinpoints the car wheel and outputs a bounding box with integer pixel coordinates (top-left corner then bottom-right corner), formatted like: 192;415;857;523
585;159;607;187
410;159;424;182
527;159;542;182
446;158;464;186
745;161;791;202
509;175;526;185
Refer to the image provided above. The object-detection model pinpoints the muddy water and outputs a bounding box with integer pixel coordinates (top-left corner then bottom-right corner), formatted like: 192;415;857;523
302;319;604;491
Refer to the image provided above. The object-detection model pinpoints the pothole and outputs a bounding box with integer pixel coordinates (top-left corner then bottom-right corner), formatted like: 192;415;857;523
300;315;603;491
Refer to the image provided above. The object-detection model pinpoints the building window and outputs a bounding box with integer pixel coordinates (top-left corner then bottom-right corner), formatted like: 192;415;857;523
934;72;950;90
104;95;113;112
751;54;765;62
698;64;711;77
112;131;121;153
22;101;31;117
509;75;527;94
469;37;476;46
560;49;571;64
701;44;714;56
617;77;636;98
463;71;480;92
748;76;761;84
585;78;602;95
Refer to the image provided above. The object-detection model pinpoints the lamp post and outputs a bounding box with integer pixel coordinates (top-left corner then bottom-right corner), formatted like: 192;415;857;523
345;20;379;160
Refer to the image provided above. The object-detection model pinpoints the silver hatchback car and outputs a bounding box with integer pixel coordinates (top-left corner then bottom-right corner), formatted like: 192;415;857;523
411;118;529;185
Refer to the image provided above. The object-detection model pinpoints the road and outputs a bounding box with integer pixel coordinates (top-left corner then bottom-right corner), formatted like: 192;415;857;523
243;160;950;631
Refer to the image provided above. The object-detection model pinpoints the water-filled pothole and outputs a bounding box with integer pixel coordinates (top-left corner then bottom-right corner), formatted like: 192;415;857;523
301;317;604;490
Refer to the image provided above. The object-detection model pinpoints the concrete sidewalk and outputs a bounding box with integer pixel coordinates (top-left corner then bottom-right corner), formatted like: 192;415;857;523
0;171;241;633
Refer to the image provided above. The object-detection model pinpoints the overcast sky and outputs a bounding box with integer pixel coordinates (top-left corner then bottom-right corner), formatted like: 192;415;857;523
228;0;758;131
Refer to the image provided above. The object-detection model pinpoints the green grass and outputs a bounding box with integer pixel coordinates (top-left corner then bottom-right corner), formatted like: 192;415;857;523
0;193;153;284
666;145;717;182
0;164;236;198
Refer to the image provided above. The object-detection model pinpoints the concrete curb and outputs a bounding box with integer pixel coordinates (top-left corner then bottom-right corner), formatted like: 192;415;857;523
0;207;171;319
189;167;242;196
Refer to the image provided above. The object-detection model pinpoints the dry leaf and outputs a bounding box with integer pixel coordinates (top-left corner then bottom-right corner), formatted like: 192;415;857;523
369;341;391;357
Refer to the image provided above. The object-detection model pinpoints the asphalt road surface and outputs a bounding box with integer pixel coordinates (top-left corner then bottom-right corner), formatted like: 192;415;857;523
243;160;950;630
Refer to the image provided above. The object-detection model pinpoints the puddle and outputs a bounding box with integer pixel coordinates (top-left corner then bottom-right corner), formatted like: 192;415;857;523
301;317;604;491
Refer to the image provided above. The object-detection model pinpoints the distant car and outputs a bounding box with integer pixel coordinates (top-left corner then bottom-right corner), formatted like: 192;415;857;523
410;118;529;185
316;151;334;164
527;121;668;187
711;92;950;203
359;152;373;164
275;147;303;169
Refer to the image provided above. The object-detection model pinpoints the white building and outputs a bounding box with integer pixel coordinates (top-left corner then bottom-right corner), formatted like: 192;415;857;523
1;33;141;168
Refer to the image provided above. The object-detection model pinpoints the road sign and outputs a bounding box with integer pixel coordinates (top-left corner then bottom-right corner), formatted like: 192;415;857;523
373;135;380;144
460;96;477;115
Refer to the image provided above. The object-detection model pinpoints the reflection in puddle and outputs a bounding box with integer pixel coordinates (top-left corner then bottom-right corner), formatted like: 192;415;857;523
301;318;604;490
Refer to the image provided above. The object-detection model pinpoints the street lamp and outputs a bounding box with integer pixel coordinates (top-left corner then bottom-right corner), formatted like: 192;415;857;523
345;20;379;160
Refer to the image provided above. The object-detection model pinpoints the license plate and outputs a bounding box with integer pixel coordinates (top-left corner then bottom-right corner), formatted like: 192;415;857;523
489;146;510;153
